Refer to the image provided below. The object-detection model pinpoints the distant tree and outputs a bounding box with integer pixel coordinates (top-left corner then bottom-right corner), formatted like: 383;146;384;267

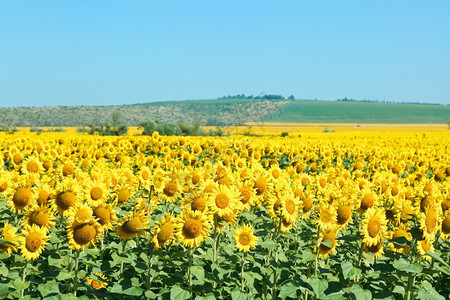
112;111;120;125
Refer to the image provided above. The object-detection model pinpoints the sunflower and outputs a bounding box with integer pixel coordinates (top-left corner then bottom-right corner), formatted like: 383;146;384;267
234;224;258;252
363;239;384;259
238;182;257;211
439;211;450;240
0;170;14;196
419;205;439;241
358;188;378;212
336;203;353;229
67;219;102;251
92;203;117;231
114;183;134;206
86;273;108;290
316;205;336;230
208;185;240;217
18;224;49;260
417;238;434;259
137;166;152;187
279;191;300;224
22;205;56;232
21;156;44;176
175;210;210;248
67;203;94;225
7;179;37;213
161;179;182;203
0;222;18;256
150;213;176;250
57;160;77;178
183;191;208;213
35;182;53;206
361;208;387;247
388;225;412;254
317;227;339;259
51;177;81;217
252;169;274;200
116;210;149;241
216;210;239;233
83;179;109;207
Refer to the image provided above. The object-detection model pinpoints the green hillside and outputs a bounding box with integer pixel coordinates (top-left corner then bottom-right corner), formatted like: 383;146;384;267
0;98;448;127
0;99;288;127
262;100;450;123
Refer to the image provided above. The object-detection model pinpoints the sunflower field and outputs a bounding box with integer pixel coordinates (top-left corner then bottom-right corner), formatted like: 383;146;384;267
0;131;449;299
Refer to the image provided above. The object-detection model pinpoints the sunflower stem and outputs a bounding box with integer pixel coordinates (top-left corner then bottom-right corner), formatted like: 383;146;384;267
72;250;80;295
314;225;321;277
145;247;154;290
187;248;193;292
20;260;28;298
119;239;128;277
147;185;153;218
240;252;246;292
212;214;219;289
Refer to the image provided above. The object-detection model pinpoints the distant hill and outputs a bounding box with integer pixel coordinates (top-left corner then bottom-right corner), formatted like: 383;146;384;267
262;100;450;124
0;99;288;127
0;98;448;127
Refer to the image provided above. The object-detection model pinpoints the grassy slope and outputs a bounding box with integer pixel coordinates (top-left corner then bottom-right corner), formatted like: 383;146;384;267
261;100;450;123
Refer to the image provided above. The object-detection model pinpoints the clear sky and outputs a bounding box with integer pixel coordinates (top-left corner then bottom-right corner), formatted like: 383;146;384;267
1;1;449;107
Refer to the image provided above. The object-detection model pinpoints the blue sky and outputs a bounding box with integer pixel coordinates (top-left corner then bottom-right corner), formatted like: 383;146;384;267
1;1;449;107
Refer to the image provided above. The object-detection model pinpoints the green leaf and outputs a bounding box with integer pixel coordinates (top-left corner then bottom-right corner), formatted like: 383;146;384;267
0;238;13;245
191;265;204;282
392;285;405;296
278;282;299;299
321;239;332;248
426;251;450;267
388;236;410;246
418;287;446;300
309;276;328;297
170;283;191;300
341;260;361;280
110;284;143;296
0;285;8;298
38;280;60;297
351;284;372;300
301;249;316;263
231;288;248;300
393;258;423;273
0;265;8;277
325;292;346;300
57;270;73;281
260;239;278;249
13;278;29;291
145;290;158;299
243;271;262;286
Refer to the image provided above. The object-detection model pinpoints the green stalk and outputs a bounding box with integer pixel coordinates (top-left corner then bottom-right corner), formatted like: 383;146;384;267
119;239;128;277
404;234;418;300
72;251;80;295
314;225;321;277
20;260;28;298
212;214;219;289
240;252;246;292
188;248;193;292
146;248;154;290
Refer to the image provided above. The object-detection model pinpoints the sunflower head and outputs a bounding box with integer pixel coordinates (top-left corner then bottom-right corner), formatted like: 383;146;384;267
116;211;149;241
0;222;18;256
18;224;49;260
175;210;210;248
151;213;176;250
234;224;258;252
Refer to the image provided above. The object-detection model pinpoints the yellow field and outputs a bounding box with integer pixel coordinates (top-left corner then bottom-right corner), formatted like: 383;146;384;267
0;130;449;298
